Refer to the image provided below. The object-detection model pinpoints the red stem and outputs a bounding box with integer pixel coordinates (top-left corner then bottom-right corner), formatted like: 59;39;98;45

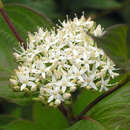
0;8;26;49
76;74;129;121
58;103;68;119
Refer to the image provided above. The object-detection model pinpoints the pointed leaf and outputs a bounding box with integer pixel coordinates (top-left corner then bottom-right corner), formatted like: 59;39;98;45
91;24;129;71
88;82;130;130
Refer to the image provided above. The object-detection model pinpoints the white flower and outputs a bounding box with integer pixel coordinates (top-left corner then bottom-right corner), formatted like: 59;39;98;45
99;77;109;92
10;15;119;107
82;66;97;90
15;66;37;91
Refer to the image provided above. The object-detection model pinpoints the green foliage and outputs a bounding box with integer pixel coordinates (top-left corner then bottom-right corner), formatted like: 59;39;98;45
0;3;52;71
32;103;69;130
0;115;17;129
4;0;58;20
70;0;121;10
1;103;69;130
91;24;130;71
87;82;130;130
66;120;106;130
73;89;101;115
0;4;52;103
3;120;38;130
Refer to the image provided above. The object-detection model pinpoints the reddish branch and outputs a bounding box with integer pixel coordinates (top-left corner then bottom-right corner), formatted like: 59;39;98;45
0;7;26;49
58;103;68;118
76;74;129;121
58;103;73;125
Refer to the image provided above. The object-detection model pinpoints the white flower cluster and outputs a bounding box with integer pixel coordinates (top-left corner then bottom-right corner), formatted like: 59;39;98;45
10;16;119;107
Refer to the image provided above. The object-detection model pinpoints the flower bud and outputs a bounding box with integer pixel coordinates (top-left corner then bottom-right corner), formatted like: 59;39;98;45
55;99;61;105
63;93;71;100
86;86;91;89
9;79;18;85
39;96;46;103
70;86;76;92
49;102;54;107
24;88;29;92
31;86;37;92
13;86;20;91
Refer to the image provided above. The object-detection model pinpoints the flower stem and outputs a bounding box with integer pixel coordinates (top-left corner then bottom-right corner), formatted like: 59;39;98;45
0;0;26;49
76;73;130;121
58;103;68;118
58;103;72;125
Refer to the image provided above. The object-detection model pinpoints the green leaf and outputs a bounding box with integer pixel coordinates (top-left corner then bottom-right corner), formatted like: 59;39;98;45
66;120;106;130
87;82;130;130
73;89;101;115
0;115;17;128
1;102;69;130
0;4;53;101
120;4;130;58
91;24;129;71
73;75;122;115
32;102;69;130
0;4;53;71
3;119;38;130
70;0;121;10
4;0;59;20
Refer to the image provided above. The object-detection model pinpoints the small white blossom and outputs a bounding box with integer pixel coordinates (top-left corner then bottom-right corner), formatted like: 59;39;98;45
10;15;119;107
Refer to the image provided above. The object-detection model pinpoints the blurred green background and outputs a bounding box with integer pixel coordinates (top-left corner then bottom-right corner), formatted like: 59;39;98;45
2;0;130;27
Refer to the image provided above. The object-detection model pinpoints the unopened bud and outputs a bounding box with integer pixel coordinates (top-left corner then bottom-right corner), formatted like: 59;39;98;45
31;86;37;92
49;102;54;107
63;93;71;100
77;80;83;84
13;86;20;91
9;79;18;85
86;86;91;89
36;82;40;86
39;96;45;103
71;79;77;83
70;86;76;92
24;88;29;92
55;99;61;105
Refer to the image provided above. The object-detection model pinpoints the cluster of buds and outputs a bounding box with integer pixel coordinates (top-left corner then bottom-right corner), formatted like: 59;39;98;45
10;15;119;107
